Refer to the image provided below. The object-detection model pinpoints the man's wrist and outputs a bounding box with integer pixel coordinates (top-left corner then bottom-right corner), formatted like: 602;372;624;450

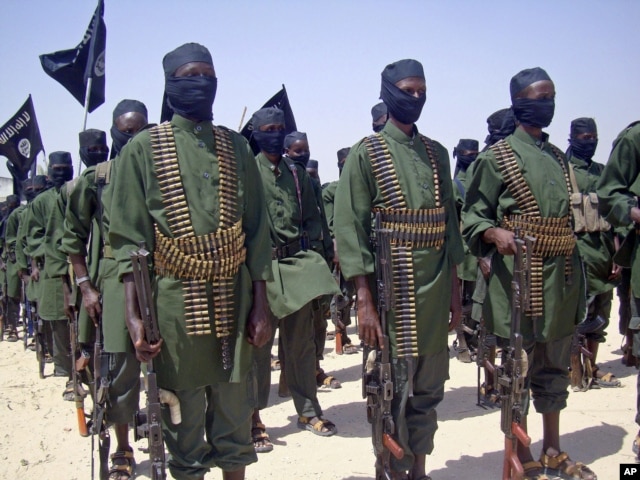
75;275;91;286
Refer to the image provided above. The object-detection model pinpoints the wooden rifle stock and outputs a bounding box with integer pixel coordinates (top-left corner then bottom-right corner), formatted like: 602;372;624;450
383;433;404;460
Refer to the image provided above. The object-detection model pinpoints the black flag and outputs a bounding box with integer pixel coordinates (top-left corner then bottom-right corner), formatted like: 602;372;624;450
241;85;297;154
39;0;106;113
0;95;44;181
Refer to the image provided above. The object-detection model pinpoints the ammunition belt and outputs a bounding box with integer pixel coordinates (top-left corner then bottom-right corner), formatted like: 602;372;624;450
391;246;418;357
364;133;442;209
154;221;246;281
375;208;446;249
150;123;241;369
492;139;575;318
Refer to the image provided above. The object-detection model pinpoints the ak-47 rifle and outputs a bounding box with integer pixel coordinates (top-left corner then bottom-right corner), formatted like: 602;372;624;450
65;276;89;438
363;213;404;480
130;243;181;480
90;312;111;480
476;317;498;408
494;233;532;480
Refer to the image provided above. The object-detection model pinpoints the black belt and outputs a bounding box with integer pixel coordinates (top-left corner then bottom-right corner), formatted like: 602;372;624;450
272;233;309;260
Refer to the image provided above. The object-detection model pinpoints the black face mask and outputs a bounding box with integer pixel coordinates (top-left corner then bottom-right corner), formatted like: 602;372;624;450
79;147;109;167
110;126;134;158
380;77;426;125
24;189;37;202
372;123;385;133
289;152;310;167
253;130;286;155
48;166;73;188
569;138;598;162
165;76;217;121
456;154;477;172
512;98;555;128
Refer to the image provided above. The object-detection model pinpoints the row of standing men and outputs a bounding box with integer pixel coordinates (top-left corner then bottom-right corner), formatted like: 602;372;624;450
2;42;639;480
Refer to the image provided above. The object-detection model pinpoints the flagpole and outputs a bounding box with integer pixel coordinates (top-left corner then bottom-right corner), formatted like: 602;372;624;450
78;77;93;175
238;106;247;132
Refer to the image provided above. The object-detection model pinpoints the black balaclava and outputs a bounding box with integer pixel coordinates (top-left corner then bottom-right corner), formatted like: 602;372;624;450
284;131;310;167
337;147;351;175
380;59;426;125
5;194;19;214
371;102;388;132
33;175;48;194
163;43;217;122
306;159;319;180
453;139;479;174
48;151;73;187
510;67;554;128
250;107;286;155
79;129;108;167
110;99;148;158
485;108;516;147
22;179;36;202
568;117;598;163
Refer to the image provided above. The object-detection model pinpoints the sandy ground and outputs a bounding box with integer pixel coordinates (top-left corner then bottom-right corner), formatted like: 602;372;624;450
0;298;637;480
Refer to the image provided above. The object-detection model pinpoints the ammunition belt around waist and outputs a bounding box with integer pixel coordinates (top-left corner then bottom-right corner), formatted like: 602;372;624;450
153;220;247;281
501;215;576;257
272;233;309;260
376;207;446;249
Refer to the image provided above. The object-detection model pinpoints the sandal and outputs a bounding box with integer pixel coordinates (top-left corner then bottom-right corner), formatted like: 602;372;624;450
252;422;274;453
316;369;341;389
6;331;18;342
342;342;359;355
109;448;135;479
522;460;550;480
539;450;596;480
592;366;622;388
297;416;337;437
62;381;75;402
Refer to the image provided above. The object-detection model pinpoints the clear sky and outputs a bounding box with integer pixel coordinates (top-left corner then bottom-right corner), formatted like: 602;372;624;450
1;0;639;183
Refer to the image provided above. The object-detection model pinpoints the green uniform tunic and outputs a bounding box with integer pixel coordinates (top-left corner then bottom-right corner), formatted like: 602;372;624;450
5;205;26;299
334;122;464;356
569;155;617;296
453;168;478;282
322;181;338;236
255;153;339;318
597;122;640;296
109;115;272;390
462;128;585;342
16;202;38;302
23;187;68;321
61;166;106;344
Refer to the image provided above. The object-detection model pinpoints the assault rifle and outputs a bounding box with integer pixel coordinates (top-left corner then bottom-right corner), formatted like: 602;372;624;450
363;213;404;480
493;233;532;480
476;318;498;408
65;276;89;438
91;316;111;480
130;244;181;480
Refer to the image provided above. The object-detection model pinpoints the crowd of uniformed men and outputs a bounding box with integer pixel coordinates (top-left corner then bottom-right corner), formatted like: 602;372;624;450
1;41;640;480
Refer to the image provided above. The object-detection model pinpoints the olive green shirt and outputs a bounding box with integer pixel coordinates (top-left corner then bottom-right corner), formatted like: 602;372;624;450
255;153;339;319
597;121;640;296
5;204;26;299
568;155;617;296
334;121;464;355
453;168;478;282
108;115;272;389
462;128;586;342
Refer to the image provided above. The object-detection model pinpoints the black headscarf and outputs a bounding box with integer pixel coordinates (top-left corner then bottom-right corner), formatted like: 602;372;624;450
453;139;479;174
48;151;73;187
567;117;598;162
380;59;426;125
162;42;216;122
284;131;308;149
371;102;387;121
484;108;516;148
110;99;148;158
509;67;552;100
250;107;286;155
79;129;108;167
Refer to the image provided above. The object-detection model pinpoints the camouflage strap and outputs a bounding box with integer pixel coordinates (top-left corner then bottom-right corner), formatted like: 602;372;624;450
492;139;576;318
150;123;242;369
365;133;444;358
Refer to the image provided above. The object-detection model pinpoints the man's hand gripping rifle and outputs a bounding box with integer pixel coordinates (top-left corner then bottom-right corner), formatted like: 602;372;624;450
363;213;404;480
130;244;181;480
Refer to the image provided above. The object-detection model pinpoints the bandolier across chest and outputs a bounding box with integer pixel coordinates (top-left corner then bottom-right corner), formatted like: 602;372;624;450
150;122;246;370
365;133;445;359
491;139;576;319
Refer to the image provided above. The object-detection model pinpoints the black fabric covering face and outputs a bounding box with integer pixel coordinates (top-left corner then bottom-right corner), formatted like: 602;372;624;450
371;102;387;121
